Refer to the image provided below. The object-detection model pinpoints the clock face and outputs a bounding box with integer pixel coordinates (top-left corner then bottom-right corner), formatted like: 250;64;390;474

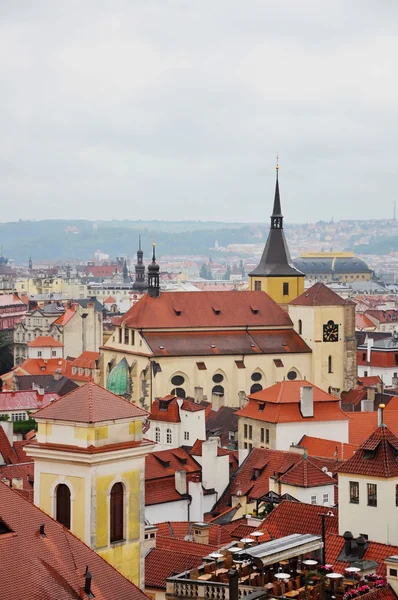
323;320;339;342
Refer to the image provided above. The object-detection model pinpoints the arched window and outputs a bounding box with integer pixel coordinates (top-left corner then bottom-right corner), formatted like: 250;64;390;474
56;484;71;529
250;383;263;394
155;427;160;442
166;428;172;444
110;483;124;543
298;319;302;335
212;385;224;396
328;355;333;373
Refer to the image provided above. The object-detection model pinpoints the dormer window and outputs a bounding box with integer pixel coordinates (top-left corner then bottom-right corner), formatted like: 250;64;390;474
159;400;169;411
258;403;265;412
253;468;261;480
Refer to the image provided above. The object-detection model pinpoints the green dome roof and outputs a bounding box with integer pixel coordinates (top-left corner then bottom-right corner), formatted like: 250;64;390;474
106;358;131;397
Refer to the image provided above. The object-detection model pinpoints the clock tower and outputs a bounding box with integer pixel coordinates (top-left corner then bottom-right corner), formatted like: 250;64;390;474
249;160;305;304
288;282;357;394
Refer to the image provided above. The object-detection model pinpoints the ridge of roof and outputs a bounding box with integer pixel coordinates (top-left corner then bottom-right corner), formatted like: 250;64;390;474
289;282;354;306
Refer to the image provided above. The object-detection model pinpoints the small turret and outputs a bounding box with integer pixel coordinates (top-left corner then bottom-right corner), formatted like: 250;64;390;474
147;243;160;299
132;232;147;291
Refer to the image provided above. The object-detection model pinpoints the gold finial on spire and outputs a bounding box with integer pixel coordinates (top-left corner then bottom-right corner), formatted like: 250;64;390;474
276;153;279;170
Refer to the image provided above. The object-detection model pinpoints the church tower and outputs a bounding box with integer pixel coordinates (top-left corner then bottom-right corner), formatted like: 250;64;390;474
249;160;305;303
132;232;147;291
26;382;155;588
147;242;160;298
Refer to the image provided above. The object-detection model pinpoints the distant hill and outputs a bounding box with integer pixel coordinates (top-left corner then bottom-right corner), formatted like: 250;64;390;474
0;219;268;262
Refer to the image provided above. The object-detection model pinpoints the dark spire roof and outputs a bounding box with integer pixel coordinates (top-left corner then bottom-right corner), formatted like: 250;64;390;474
133;232;147;291
148;243;160;298
148;243;159;273
249;165;304;278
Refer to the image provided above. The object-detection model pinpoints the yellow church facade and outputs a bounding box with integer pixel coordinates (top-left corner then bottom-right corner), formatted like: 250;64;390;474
26;383;154;588
101;167;356;404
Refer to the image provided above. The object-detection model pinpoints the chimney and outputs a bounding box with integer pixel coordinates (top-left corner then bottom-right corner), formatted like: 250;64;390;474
192;522;210;545
385;557;398;596
11;477;23;490
367;337;374;363
378;403;385;427
174;470;187;495
1;477;10;486
54;368;62;381
300;386;314;418
144;524;158;552
189;475;204;522
343;531;353;556
361;399;374;412
194;386;204;402
357;536;366;560
84;567;93;596
228;568;239;600
366;387;376;402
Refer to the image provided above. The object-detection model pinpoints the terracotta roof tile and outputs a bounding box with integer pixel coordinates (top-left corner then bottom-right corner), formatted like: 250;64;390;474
52;307;76;326
0;426;18;464
289;282;354;306
348;412;398;445
145;448;200;482
0;462;34;500
142;329;311;357
236;398;348;423
149;396;181;423
34;382;148;423
0;482;148;600
298;435;358;460
155;522;232;546
277;457;335;487
356;313;377;330
339;425;398;478
27;336;64;348
247;380;337;404
119;291;293;329
0;390;58;411
260;500;339;539
145;547;204;589
9;358;69;377
325;532;398;577
228;523;257;540
385;397;398;411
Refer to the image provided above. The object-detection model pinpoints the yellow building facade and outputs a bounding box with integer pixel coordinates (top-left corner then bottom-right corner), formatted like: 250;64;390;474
26;383;154;588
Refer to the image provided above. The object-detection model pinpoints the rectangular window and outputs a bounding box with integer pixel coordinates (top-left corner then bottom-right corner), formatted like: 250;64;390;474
118;328;122;344
37;351;42;357
249;425;253;440
283;282;289;296
323;493;329;504
244;424;248;438
350;481;359;504
260;428;265;443
131;330;135;345
390;569;398;578
254;281;261;291
184;431;189;441
244;442;248;449
248;443;253;451
395;353;398;366
266;429;270;444
364;371;368;377
52;350;56;357
395;484;398;507
310;495;317;505
362;352;366;361
124;328;129;345
367;483;377;506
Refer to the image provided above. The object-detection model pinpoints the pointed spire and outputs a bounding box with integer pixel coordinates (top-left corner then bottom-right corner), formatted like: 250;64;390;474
152;242;156;262
272;154;283;221
138;230;142;252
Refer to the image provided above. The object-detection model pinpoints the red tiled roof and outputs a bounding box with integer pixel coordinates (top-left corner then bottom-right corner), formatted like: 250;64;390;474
190;439;231;458
247;380;337;404
0;482;148;600
149;396;181;423
145;448;200;481
366;310;398;324
358;349;398;368
356;313;377;330
13;441;30;463
385;397;398;411
236;398;348;423
104;296;116;304
348;412;398;445
0;390;58;411
338;425;398;478
145;547;204;589
155;521;232;547
119;291;293;329
34;382;148;423
142;329;311;357
289;282;354;306
145;477;188;505
325;532;398;577
260;500;339;539
277;457;335;487
84;265;118;277
0;293;26;307
52;307;75;326
27;336;63;348
298;435;358;460
0;463;34;500
0;426;18;464
228;523;257;540
341;388;367;406
9;358;69;376
212;448;303;514
70;351;101;369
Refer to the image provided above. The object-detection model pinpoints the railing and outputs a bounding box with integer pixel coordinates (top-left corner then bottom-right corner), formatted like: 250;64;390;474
166;579;259;600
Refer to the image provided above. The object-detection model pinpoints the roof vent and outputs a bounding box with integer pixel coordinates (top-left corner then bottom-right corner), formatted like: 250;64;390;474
39;523;46;538
250;306;259;314
84;566;95;598
210;344;216;349
212;306;221;315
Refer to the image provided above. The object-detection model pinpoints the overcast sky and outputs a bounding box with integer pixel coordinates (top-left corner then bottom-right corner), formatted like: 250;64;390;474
1;1;397;223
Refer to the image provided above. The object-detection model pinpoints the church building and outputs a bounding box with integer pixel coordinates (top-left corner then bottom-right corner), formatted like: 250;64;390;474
101;164;355;406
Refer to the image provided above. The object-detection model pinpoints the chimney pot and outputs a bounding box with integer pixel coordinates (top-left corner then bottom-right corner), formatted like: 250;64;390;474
84;569;93;595
343;531;353;556
300;386;314;418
